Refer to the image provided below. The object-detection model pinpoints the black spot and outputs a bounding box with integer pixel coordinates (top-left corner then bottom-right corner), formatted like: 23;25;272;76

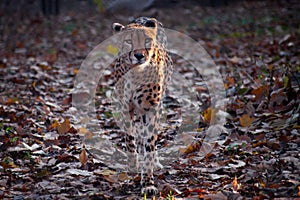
153;94;157;98
142;115;147;123
127;135;134;140
147;84;151;88
153;85;156;90
158;85;161;91
149;100;155;106
138;99;142;104
128;143;135;149
137;94;143;99
149;89;153;92
143;90;148;93
145;144;154;151
144;108;150;111
146;96;151;100
146;145;151;152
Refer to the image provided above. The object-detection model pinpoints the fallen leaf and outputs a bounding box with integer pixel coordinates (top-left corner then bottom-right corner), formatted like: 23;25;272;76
228;160;246;168
22;142;40;151
209;174;229;180
251;85;269;102
94;169;117;176
66;169;92;176
203;107;218;124
78;127;95;139
0;157;18;169
232;175;239;192
239;114;256;127
103;175;117;183
118;172;129;181
47;120;58;131
79;147;88;166
228;56;241;64
35;169;50;178
57;118;71;134
179;139;203;154
203;107;211;124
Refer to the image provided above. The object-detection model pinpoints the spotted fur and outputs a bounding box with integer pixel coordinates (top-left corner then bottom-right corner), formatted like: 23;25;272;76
112;17;173;195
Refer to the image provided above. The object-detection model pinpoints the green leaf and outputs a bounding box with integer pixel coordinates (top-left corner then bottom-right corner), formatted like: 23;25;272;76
238;87;248;95
283;75;289;88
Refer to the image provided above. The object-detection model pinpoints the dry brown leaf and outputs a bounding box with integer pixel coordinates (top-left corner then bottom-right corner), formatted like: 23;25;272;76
103;175;116;183
78;127;95;139
203;107;211;124
94;169;117;176
73;68;79;74
179;139;203;154
118;172;129;181
239;114;256;127
47;120;58;131
232;175;240;192
225;76;235;89
251;85;269;102
0;157;18;169
57;118;70;134
37;63;51;70
79;147;88;165
203;107;218;124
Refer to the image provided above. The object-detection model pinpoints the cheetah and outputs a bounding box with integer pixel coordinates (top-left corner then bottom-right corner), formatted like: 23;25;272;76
112;17;173;195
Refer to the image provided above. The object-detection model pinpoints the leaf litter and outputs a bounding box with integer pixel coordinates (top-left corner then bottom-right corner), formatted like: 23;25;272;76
0;0;299;199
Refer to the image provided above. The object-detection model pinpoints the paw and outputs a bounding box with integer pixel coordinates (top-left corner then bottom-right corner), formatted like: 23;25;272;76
141;185;158;196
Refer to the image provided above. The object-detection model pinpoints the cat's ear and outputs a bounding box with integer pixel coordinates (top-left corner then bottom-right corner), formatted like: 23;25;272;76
144;19;156;28
112;23;125;33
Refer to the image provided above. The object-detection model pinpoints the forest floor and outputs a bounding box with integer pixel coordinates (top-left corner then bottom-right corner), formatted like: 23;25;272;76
0;0;300;199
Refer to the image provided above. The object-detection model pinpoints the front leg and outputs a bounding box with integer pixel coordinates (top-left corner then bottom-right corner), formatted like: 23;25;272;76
141;150;158;195
125;132;139;173
131;84;163;195
140;127;158;196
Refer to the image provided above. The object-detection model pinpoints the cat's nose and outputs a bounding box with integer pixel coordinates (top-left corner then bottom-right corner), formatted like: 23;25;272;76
134;53;144;60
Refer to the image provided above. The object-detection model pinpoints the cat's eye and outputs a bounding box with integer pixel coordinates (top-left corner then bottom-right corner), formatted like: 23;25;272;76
145;38;152;44
125;39;132;44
